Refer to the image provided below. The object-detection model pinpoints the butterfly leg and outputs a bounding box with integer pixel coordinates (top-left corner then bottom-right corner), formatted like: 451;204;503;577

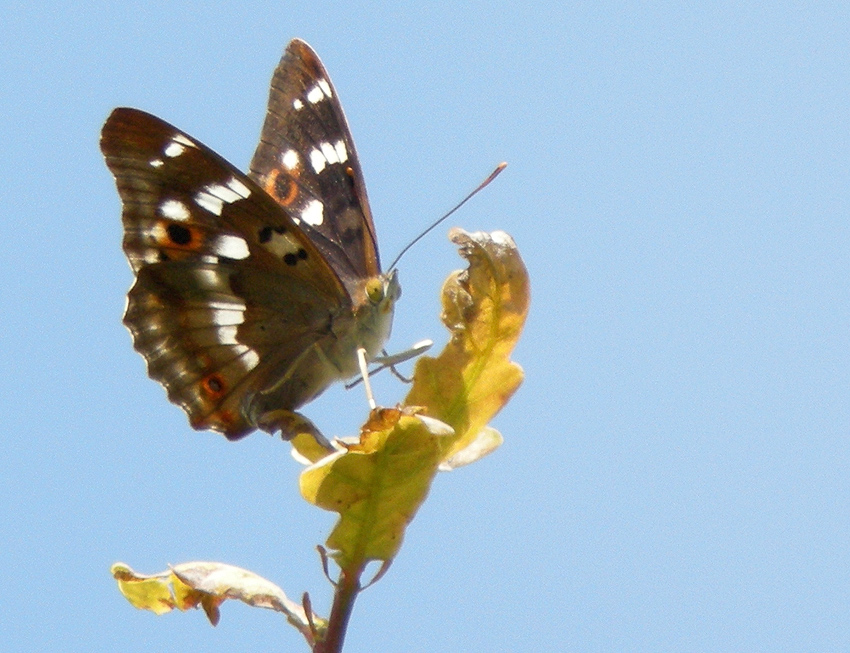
386;359;413;384
345;340;433;390
357;347;377;410
372;340;433;368
372;339;434;383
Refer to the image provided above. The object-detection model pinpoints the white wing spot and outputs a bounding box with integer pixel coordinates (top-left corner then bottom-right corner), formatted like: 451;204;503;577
225;177;251;199
172;134;195;147
241;349;260;371
293;98;304;110
334;140;348;162
302;199;324;226
195;191;223;216
208;298;247;311
309;148;326;173
213;235;250;260
231;345;259;369
320;142;339;165
209;308;245;326
205;182;242;204
318;79;332;97
150;158;164;168
306;85;324;104
282;149;299;170
159;199;190;221
261;231;301;258
164;142;185;158
194;178;249;216
217;325;239;346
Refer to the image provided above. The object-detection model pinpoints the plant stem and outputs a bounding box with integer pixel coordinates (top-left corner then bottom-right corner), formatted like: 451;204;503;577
314;564;364;653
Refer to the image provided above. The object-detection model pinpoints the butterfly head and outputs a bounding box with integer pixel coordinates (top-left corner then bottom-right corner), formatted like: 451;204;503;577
353;269;400;357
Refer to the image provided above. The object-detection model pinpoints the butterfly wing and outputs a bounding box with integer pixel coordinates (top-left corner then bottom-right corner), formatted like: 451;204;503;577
101;108;352;439
249;39;382;291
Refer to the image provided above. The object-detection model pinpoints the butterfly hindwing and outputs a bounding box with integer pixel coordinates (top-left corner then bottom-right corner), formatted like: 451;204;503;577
249;39;381;289
101;108;351;438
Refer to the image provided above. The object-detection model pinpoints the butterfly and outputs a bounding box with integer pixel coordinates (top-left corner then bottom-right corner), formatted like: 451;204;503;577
100;39;400;441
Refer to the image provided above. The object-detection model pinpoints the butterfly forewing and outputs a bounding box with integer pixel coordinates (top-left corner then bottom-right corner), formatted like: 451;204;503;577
102;108;351;439
102;40;398;442
249;39;381;290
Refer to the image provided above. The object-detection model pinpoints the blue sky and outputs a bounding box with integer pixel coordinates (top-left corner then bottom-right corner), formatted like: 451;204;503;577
3;2;849;651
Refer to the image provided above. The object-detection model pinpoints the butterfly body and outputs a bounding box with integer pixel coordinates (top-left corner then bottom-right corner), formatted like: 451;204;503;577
102;39;398;440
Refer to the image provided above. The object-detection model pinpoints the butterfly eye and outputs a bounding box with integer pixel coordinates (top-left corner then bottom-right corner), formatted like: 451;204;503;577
365;278;385;304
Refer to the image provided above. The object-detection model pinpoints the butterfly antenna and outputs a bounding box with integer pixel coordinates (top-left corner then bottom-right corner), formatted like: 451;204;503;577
387;162;507;272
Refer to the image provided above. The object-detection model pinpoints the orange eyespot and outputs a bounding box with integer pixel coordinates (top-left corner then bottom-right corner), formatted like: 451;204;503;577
264;169;298;206
200;373;227;399
155;220;203;251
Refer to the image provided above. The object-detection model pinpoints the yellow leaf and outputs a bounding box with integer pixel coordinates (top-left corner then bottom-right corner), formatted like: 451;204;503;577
300;230;529;567
111;562;198;616
405;229;529;462
300;408;450;567
110;561;320;633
